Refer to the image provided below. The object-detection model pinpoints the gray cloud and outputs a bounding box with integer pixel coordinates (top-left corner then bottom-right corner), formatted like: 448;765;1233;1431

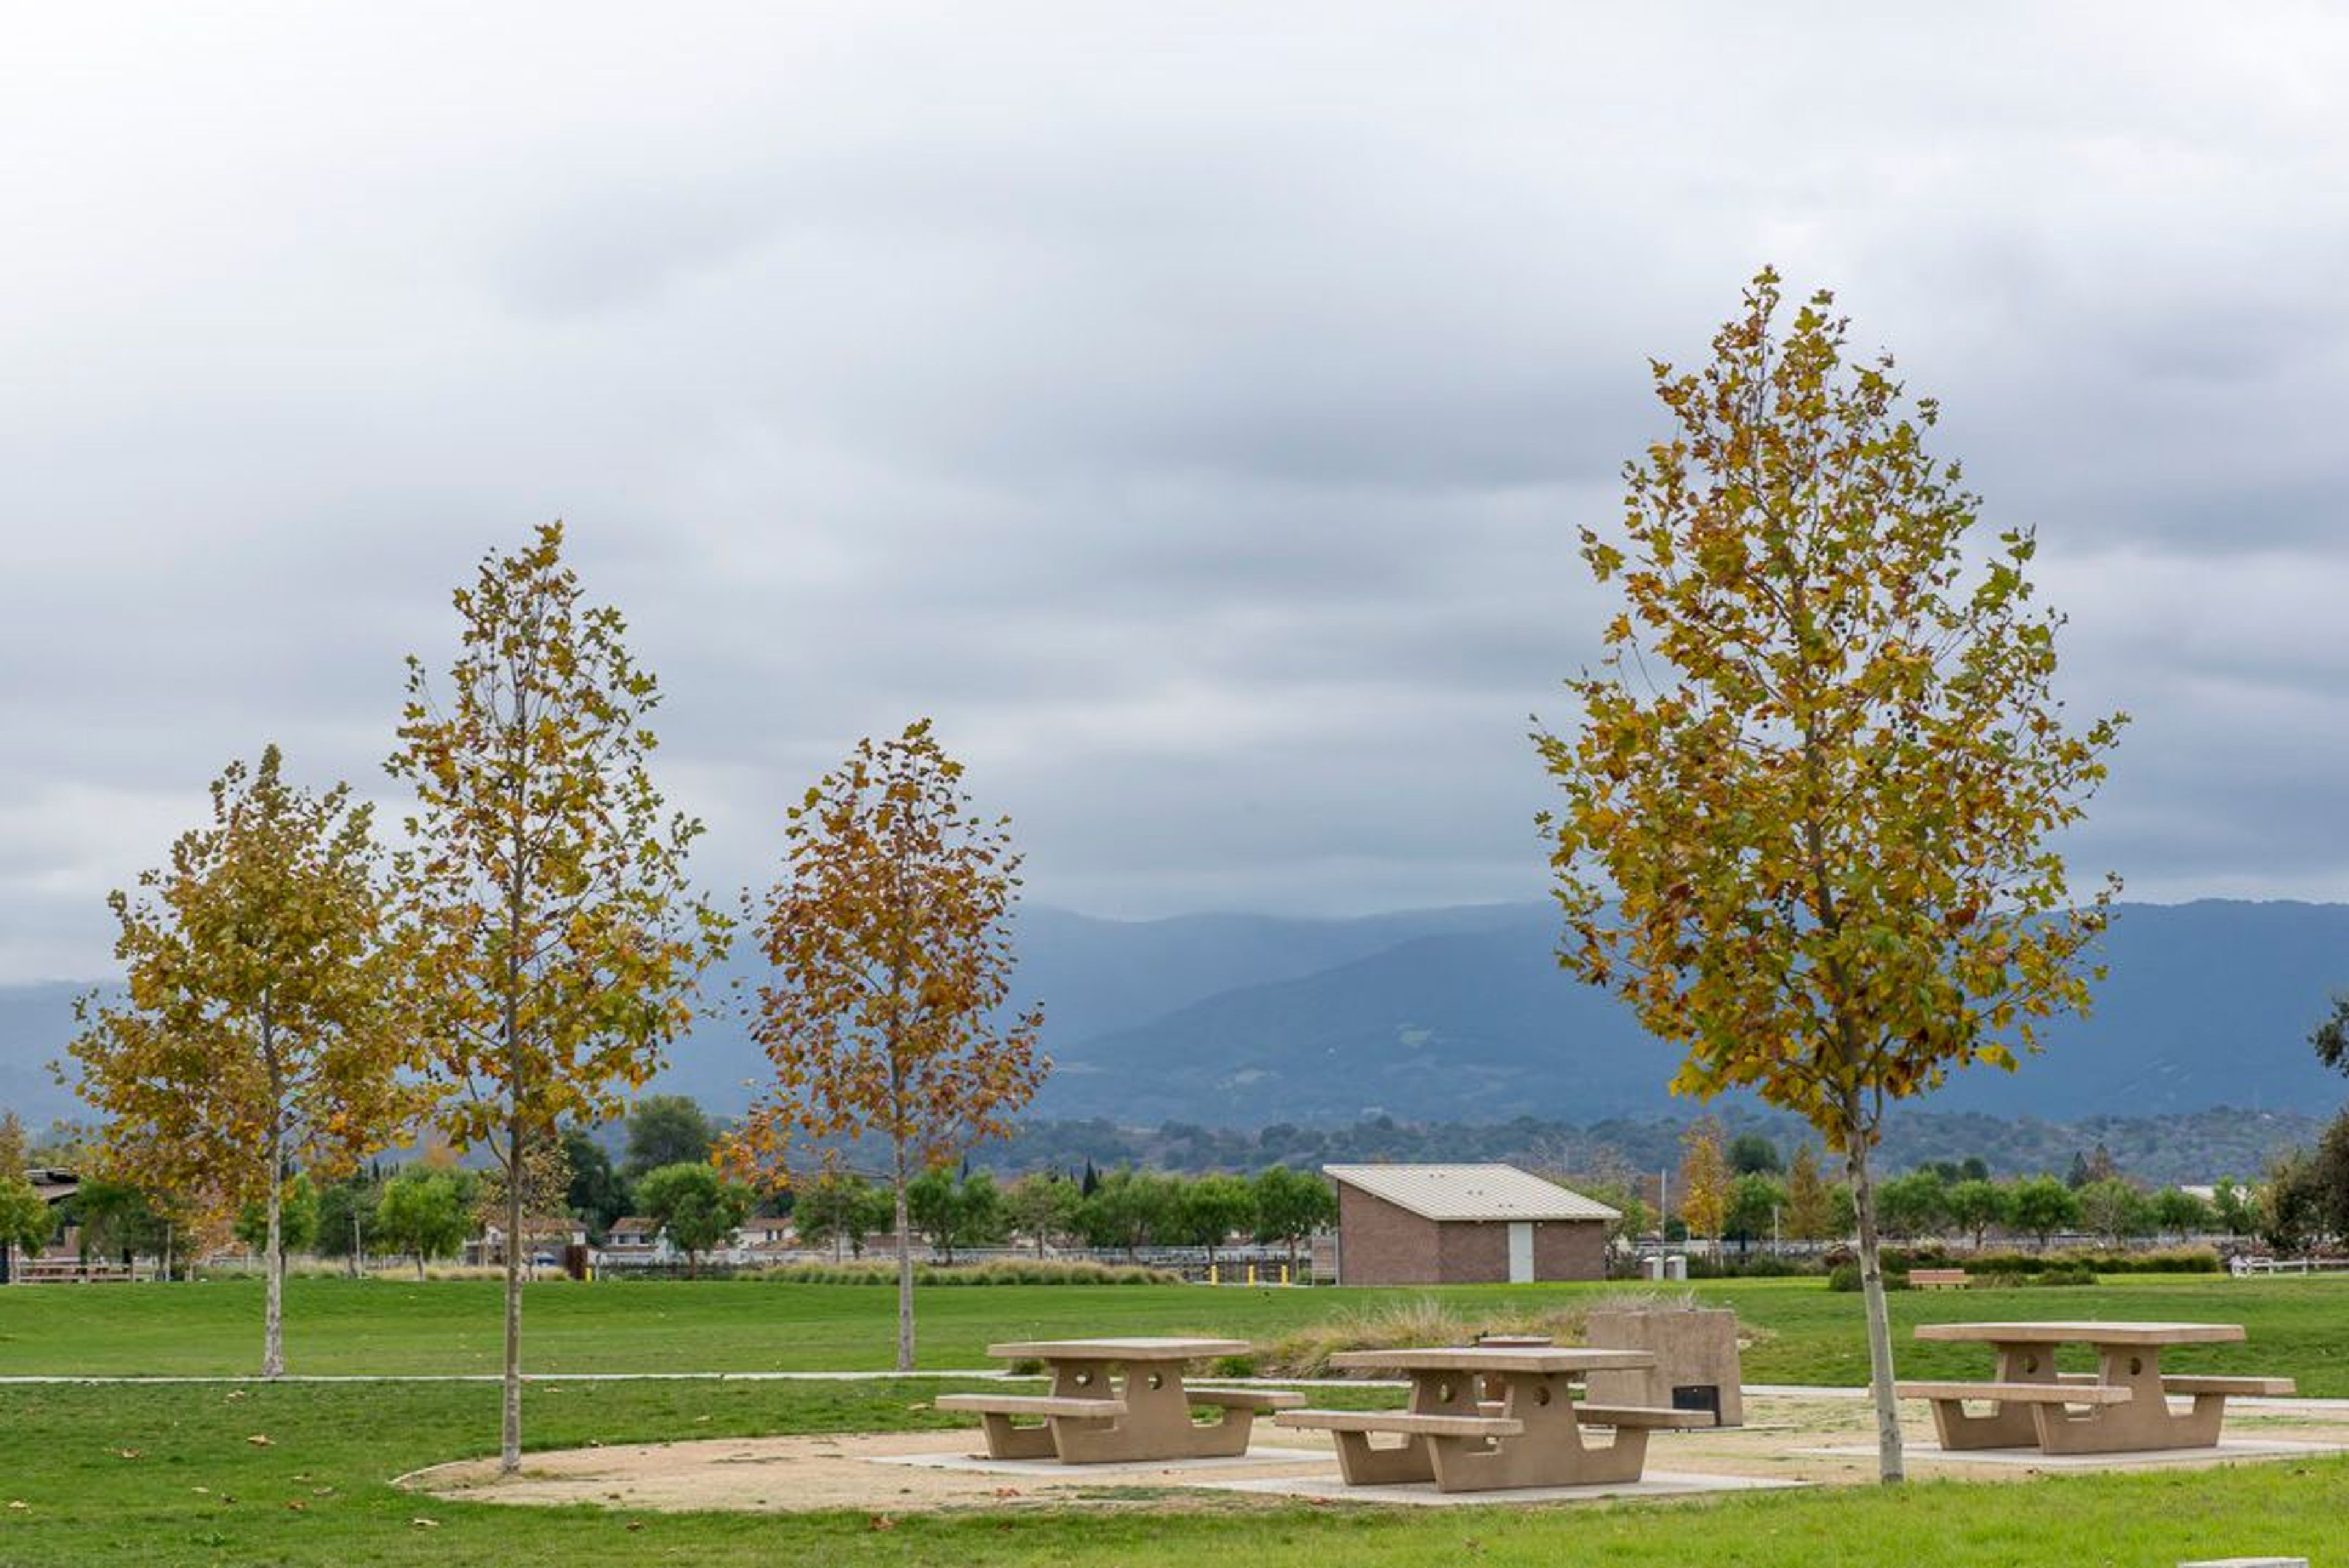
4;2;2348;980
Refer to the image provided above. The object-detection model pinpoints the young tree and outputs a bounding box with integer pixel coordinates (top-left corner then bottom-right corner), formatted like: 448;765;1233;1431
1676;1119;1731;1256
1535;271;2124;1482
1250;1165;1337;1276
1080;1168;1174;1261
0;1110;28;1175
1783;1145;1838;1243
389;523;722;1471
375;1167;478;1279
1944;1179;2011;1250
2151;1186;2214;1242
62;746;421;1377
905;1168;1006;1264
315;1173;383;1275
0;1176;52;1279
1724;1173;1787;1253
1874;1170;1948;1240
1729;1133;1783;1175
792;1170;881;1262
1004;1170;1083;1259
722;720;1046;1372
2211;1178;2256;1238
634;1162;751;1276
2008;1174;2081;1249
1171;1173;1257;1271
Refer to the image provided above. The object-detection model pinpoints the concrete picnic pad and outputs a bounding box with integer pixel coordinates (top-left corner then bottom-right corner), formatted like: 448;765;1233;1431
399;1389;2349;1515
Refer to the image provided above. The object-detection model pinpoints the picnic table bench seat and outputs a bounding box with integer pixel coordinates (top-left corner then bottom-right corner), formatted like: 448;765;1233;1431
1182;1388;1305;1411
1275;1408;1526;1439
1895;1380;2132;1406
2162;1375;2296;1397
1573;1402;1718;1429
1910;1268;1970;1289
933;1393;1132;1420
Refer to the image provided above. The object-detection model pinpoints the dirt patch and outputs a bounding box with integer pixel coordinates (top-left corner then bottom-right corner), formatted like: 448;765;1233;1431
399;1396;2349;1515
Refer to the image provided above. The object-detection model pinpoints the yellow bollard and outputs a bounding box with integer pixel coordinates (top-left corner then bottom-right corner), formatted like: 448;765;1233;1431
1208;1262;1219;1285
1247;1263;1256;1285
1279;1263;1289;1286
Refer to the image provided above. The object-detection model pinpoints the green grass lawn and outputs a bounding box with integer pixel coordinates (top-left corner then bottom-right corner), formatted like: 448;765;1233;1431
1;1377;2345;1567
5;1273;2349;1390
7;1273;2349;1566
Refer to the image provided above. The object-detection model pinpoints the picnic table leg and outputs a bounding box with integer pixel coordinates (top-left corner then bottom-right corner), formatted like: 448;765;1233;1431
2032;1347;2224;1455
1425;1373;1647;1493
973;1410;1059;1460
1047;1361;1251;1464
1929;1342;2049;1450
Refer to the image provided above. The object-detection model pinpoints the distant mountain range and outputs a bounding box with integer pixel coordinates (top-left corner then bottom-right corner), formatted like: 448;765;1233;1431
7;899;2348;1137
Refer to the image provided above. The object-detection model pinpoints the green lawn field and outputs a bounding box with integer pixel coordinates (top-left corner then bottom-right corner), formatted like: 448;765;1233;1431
5;1273;2348;1389
6;1273;2349;1567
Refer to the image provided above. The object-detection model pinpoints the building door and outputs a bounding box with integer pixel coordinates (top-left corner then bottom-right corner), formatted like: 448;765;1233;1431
1507;1222;1534;1284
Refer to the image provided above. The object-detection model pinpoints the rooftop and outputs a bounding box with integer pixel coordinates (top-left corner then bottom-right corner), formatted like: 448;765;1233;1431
1324;1163;1619;1224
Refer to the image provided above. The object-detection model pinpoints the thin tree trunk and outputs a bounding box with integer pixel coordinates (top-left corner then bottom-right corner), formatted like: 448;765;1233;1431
893;1133;915;1372
502;1121;525;1474
262;1156;286;1378
261;1018;286;1380
1847;1139;1905;1484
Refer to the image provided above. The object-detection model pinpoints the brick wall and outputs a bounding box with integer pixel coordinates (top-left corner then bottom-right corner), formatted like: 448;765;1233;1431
1335;1185;1439;1285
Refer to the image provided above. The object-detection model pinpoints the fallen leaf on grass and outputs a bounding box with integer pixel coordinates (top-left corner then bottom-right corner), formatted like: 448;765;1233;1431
246;1435;273;1448
409;1517;439;1529
625;1521;646;1533
284;1501;308;1513
7;1501;28;1512
225;1390;248;1401
117;1449;143;1460
869;1515;897;1532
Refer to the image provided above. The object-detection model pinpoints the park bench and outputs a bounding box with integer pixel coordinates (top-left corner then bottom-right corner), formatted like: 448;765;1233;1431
1910;1268;1970;1289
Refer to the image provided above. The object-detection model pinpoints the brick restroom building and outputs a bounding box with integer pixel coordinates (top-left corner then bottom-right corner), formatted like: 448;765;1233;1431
1324;1163;1618;1285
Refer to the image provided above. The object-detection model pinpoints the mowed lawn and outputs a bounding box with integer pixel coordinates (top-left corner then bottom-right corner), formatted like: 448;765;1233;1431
5;1273;2349;1390
7;1275;2349;1566
2;1376;2347;1567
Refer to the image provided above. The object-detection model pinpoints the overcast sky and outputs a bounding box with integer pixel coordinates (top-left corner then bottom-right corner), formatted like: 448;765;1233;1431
4;4;2346;983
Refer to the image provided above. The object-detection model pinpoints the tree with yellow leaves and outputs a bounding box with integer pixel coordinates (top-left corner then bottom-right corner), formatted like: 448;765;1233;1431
389;522;725;1473
1537;270;2123;1482
1676;1117;1731;1257
723;720;1046;1372
62;746;421;1375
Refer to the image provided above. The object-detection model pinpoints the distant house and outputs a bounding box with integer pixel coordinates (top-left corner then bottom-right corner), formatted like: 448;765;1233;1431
1325;1164;1617;1285
595;1216;666;1268
26;1168;77;1207
469;1215;587;1268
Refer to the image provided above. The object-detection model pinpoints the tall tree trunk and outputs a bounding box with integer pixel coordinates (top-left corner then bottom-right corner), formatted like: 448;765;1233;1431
892;1133;915;1372
501;1120;525;1474
1847;1139;1905;1484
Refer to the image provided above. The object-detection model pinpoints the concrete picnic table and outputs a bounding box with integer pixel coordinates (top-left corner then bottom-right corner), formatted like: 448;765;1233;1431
1276;1344;1712;1492
935;1336;1302;1463
1896;1320;2295;1455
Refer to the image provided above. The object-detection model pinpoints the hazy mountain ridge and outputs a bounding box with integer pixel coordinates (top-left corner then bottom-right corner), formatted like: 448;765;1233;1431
4;900;2347;1139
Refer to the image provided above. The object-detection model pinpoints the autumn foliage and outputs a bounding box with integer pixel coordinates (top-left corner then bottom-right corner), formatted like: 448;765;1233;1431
724;720;1046;1370
1537;270;2123;1479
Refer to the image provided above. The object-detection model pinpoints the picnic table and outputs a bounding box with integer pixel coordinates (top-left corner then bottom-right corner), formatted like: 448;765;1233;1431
1896;1320;2295;1455
1277;1345;1713;1492
935;1336;1302;1463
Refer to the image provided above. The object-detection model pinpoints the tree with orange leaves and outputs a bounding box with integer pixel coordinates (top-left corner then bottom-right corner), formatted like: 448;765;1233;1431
390;522;725;1473
63;745;423;1376
724;720;1046;1371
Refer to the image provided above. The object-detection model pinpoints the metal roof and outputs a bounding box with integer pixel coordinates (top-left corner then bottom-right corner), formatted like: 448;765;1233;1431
1323;1164;1620;1224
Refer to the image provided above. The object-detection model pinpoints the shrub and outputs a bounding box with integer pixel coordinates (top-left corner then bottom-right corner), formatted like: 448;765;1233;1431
1828;1263;1910;1292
